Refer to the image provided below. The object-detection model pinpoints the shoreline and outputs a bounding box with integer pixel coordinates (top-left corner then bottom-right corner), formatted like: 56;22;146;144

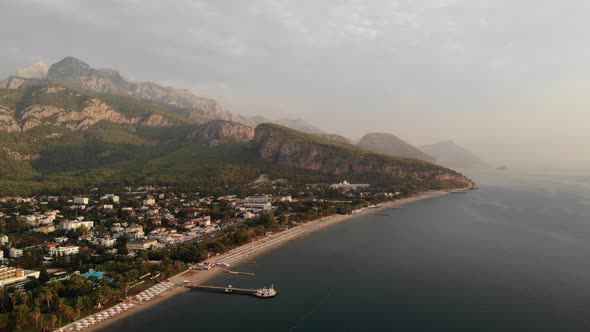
82;188;466;331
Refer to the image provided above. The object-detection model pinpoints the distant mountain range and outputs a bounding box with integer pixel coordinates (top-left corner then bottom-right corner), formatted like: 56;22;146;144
357;133;436;162
0;57;474;194
419;141;489;169
1;57;325;133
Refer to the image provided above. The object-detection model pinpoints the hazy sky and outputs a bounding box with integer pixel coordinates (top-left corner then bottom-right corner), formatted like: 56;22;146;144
1;0;590;169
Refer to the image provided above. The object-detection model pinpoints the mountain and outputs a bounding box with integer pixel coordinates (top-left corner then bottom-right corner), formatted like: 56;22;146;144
357;133;436;162
44;56;245;124
419;141;488;169
14;61;49;79
255;124;473;188
0;58;474;195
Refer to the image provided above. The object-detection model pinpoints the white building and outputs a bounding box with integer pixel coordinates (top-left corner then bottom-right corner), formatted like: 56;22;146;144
9;248;23;258
100;238;116;248
329;180;370;191
54;236;68;244
126;239;158;251
0;235;8;245
278;195;293;202
127;231;145;241
143;196;156;206
245;195;271;204
244;195;272;211
74;197;89;205
49;246;80;256
0;266;40;287
60;220;94;231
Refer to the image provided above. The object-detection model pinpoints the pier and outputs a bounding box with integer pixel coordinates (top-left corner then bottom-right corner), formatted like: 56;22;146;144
224;270;256;276
187;284;278;298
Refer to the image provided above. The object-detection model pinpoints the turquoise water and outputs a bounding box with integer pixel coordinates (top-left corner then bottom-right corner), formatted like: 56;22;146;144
82;271;114;282
100;170;590;331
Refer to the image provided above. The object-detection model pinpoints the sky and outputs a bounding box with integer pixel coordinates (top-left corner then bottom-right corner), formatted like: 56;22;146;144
1;0;590;169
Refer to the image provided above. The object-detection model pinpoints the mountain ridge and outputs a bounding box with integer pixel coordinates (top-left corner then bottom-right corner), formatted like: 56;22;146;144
419;140;489;169
254;123;473;188
46;56;241;124
358;132;436;163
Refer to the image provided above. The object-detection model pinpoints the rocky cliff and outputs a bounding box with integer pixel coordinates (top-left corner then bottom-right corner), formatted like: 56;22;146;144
187;120;254;146
254;124;474;188
358;133;436;162
19;98;138;131
0;85;182;132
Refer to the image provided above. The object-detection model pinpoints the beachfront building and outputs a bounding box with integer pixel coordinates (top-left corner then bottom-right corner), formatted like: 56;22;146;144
0;266;40;287
126;239;158;251
329;181;370;191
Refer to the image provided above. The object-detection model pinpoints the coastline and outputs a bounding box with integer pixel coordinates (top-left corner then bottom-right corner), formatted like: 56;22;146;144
82;189;465;332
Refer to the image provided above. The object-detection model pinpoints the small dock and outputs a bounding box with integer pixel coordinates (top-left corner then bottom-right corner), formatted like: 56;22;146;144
224;270;256;276
190;284;257;295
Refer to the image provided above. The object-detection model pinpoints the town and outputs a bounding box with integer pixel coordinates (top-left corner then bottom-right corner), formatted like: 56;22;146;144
0;180;403;330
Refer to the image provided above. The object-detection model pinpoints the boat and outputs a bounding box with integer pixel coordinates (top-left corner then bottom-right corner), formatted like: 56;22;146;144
255;285;278;298
224;285;234;293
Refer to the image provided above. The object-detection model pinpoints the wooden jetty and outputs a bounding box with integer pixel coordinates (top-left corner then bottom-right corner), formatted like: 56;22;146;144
188;284;258;296
224;270;255;276
187;284;278;298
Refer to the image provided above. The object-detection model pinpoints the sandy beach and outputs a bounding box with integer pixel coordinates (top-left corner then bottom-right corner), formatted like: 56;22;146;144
76;189;465;332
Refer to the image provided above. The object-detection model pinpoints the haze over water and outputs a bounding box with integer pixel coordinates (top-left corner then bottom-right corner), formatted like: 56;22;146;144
101;170;590;332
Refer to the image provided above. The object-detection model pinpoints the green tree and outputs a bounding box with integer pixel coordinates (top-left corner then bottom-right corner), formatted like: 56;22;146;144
50;314;57;329
7;304;30;332
39;265;50;283
30;308;42;328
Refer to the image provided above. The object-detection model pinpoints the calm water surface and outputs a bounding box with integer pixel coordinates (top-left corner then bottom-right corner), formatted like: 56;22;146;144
101;170;590;331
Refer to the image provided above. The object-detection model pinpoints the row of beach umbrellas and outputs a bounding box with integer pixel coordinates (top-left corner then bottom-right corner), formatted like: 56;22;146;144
68;303;135;331
63;281;175;331
134;281;174;302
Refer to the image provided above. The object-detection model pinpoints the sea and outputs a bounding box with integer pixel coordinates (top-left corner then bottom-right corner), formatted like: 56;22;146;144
100;169;590;332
